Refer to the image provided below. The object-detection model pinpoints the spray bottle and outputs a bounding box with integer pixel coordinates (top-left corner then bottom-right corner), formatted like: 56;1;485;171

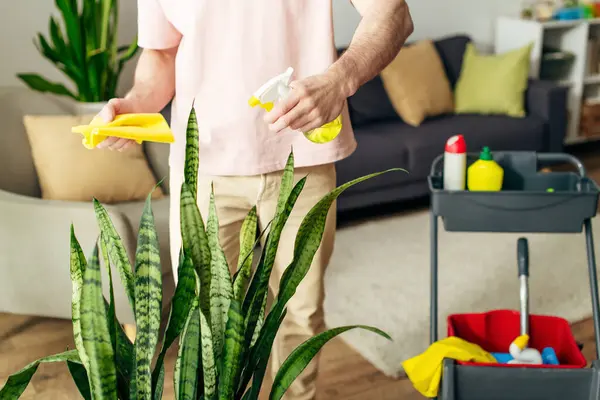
248;67;343;144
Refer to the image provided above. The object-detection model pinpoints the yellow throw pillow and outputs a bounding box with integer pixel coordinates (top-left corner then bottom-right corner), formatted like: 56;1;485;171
380;39;455;127
23;114;164;204
454;42;533;117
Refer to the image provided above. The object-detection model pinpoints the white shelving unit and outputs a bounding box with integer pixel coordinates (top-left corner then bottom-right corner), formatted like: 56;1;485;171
495;16;600;144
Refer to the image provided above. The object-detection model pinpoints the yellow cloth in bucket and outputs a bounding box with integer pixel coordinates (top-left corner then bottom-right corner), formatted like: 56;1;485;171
402;336;497;398
72;113;175;149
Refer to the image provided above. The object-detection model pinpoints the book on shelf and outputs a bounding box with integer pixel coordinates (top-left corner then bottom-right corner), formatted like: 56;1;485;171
587;37;600;76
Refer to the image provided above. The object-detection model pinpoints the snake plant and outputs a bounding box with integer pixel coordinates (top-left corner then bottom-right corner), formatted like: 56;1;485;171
0;106;400;399
17;0;138;102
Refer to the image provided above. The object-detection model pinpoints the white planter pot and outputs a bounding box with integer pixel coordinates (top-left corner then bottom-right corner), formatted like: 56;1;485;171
71;101;107;116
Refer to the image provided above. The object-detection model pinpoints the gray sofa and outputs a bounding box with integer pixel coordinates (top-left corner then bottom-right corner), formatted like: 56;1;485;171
334;34;569;213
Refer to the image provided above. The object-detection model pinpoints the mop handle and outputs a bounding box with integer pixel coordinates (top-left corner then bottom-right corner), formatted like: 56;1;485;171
518;237;530;337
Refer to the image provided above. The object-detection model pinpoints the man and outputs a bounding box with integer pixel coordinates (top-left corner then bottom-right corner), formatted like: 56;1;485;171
98;0;413;398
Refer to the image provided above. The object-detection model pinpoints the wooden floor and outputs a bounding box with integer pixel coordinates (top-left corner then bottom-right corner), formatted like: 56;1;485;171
3;151;600;399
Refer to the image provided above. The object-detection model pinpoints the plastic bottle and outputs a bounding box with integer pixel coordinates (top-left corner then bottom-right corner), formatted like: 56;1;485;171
248;67;342;144
467;146;504;191
443;134;467;191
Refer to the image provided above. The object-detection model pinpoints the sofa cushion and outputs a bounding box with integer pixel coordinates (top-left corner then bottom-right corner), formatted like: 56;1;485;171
380;39;455;127
433;35;471;88
398;114;547;178
455;42;533;118
343;34;471;127
335;123;412;194
346;76;400;127
23;114;164;204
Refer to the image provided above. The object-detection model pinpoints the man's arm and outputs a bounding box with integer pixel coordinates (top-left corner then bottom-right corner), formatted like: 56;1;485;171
332;0;414;97
123;47;178;113
265;0;413;134
97;46;178;150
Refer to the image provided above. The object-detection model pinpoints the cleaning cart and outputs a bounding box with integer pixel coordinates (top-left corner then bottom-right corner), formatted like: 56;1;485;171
427;151;600;400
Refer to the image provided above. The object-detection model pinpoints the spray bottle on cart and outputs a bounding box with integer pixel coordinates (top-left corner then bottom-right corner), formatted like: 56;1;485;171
443;134;467;191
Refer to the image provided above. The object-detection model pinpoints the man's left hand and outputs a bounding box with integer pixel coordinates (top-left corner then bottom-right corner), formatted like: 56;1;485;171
264;71;347;134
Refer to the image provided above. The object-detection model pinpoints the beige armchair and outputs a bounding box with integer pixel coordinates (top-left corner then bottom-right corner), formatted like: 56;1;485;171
0;87;174;326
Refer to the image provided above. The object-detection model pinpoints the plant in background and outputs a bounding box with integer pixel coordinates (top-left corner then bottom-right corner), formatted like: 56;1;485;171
0;107;401;399
17;0;139;103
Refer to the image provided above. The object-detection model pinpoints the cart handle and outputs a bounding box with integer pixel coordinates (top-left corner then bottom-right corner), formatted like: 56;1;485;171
537;153;587;178
430;152;587;178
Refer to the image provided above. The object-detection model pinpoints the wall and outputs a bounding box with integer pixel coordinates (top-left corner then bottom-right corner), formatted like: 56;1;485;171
1;0;525;91
334;0;524;50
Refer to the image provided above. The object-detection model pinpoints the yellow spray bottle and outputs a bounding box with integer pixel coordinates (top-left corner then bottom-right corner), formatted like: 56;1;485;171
248;67;343;144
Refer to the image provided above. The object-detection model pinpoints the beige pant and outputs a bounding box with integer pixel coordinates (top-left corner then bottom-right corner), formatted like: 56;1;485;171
169;163;337;400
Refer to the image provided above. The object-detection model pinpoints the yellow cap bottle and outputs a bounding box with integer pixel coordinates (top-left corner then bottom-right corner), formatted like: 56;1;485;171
467;147;504;191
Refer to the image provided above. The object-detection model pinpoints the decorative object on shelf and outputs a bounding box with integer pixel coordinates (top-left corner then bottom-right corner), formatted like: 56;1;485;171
586;37;600;75
534;0;558;20
555;0;585;19
16;0;139;110
580;98;600;137
539;47;576;80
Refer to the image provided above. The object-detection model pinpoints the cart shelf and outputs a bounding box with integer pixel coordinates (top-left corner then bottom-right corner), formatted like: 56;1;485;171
427;152;600;400
428;152;599;233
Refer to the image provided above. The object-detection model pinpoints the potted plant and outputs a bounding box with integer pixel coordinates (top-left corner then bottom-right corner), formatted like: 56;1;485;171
0;107;403;399
17;0;138;115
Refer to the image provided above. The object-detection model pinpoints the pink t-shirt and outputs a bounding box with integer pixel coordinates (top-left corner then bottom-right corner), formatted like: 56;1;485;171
137;0;357;176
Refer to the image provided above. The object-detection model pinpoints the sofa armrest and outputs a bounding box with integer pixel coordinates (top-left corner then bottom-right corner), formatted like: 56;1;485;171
0;189;136;323
525;79;569;152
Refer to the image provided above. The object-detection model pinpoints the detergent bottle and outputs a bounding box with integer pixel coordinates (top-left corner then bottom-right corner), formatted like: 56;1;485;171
467;146;504;191
248;67;343;144
443;134;467;191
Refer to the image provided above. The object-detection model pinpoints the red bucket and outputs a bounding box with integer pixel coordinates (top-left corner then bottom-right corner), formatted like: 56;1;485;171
447;309;587;369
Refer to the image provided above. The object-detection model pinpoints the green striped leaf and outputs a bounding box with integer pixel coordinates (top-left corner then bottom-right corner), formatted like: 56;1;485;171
180;182;212;321
199;309;216;400
113;319;134;400
217;300;245;400
184;107;199;200
243;311;286;400
242;167;403;396
93;198;135;311
100;234;117;354
207;185;233;363
80;244;117;399
0;350;80;399
176;301;201;400
269;326;391;400
276;169;402;311
69;225;90;375
67;360;91;400
242;177;305;351
152;251;197;395
132;194;163;400
250;296;266;348
153;364;165;400
233;207;257;303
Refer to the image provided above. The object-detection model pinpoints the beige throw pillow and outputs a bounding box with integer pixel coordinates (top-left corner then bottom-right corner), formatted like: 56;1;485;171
380;39;455;127
23;114;164;204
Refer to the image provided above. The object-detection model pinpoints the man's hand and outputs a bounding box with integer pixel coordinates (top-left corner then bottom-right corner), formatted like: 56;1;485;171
94;47;178;151
95;97;141;150
264;71;347;134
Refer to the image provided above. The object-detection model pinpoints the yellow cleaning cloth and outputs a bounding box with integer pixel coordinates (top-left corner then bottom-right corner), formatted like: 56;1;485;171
71;113;175;149
402;337;497;398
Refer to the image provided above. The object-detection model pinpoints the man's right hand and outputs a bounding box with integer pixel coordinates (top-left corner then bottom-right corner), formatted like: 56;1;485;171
95;98;140;151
